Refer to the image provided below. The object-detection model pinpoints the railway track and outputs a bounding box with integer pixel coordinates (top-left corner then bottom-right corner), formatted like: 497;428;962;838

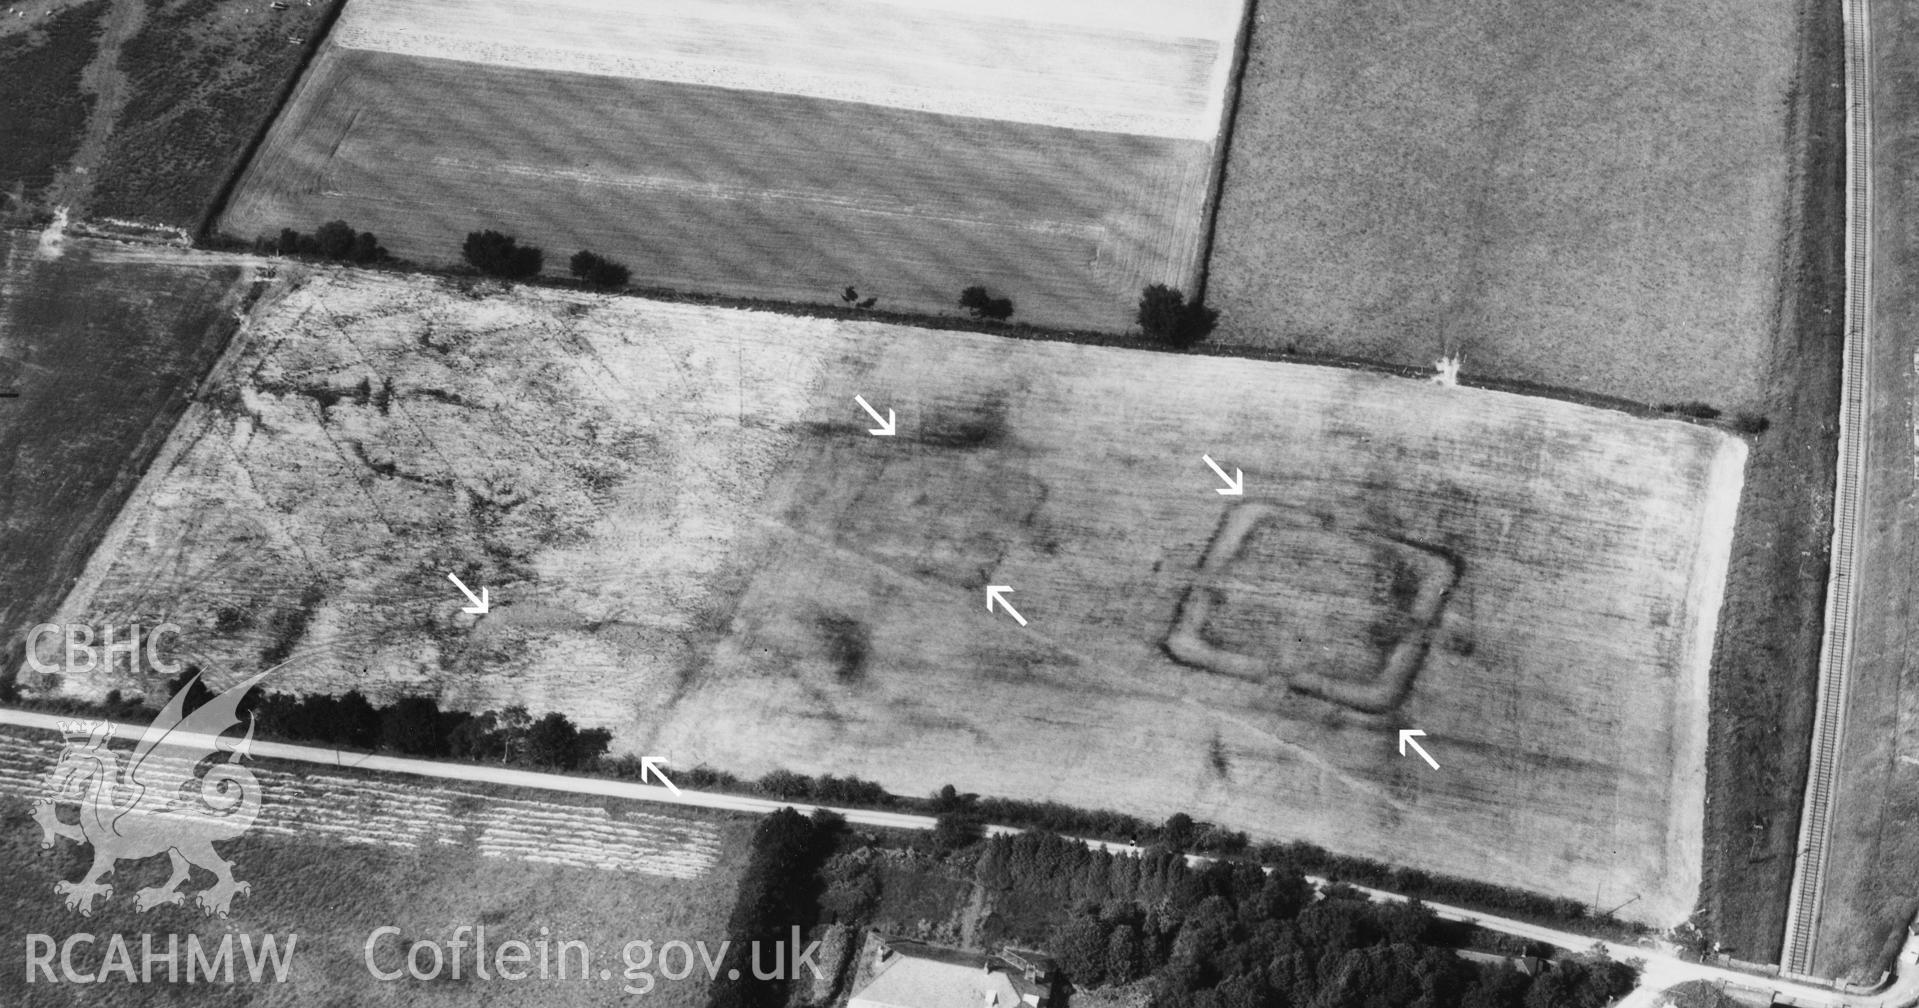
1780;0;1874;979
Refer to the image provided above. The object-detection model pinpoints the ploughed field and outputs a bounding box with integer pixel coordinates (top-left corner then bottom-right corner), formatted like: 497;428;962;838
0;232;251;684
41;269;1746;926
1205;0;1798;409
217;0;1244;329
0;728;748;1008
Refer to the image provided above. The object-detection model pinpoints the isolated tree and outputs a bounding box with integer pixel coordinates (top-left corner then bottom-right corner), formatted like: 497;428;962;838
959;285;1014;320
1136;284;1218;348
568;250;631;289
462;230;543;279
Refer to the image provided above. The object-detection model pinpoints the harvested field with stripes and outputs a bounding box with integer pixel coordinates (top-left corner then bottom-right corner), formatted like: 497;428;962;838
39;269;1747;926
0;728;749;1007
217;0;1243;329
0;733;724;879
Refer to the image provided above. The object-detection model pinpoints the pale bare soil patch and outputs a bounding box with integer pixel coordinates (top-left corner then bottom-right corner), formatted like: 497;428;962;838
46;270;1743;925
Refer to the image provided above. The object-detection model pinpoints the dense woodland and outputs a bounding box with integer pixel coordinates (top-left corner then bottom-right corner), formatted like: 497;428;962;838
707;824;1640;1008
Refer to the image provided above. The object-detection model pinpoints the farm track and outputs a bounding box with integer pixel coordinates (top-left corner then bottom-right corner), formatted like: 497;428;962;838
1781;0;1874;978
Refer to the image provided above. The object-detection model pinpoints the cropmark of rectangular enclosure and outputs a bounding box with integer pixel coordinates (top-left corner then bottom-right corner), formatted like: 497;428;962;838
1166;502;1460;715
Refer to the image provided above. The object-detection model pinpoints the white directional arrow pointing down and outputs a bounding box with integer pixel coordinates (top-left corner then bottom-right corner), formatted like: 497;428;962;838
985;585;1027;626
853;395;896;436
446;573;491;614
1202;454;1244;495
1398;729;1439;770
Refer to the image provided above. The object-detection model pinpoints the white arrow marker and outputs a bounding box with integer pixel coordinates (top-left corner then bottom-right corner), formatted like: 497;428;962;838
1398;729;1439;770
641;757;680;795
853;395;896;436
986;585;1027;626
445;573;491;615
1202;454;1244;496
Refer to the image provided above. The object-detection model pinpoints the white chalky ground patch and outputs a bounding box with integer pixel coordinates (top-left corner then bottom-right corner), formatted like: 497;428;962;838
0;735;720;880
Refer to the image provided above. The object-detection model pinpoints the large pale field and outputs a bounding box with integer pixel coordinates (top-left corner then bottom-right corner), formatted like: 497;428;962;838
40;269;1745;925
1204;0;1797;408
216;0;1243;330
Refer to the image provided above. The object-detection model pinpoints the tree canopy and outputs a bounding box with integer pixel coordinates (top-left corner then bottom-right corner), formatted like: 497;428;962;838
462;230;544;279
1137;284;1219;348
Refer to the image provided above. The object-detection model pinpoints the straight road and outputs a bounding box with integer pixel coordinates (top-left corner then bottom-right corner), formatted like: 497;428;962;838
3;706;1916;1007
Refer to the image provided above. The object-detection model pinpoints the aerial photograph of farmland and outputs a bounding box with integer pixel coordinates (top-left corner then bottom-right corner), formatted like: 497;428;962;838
1;0;1915;1004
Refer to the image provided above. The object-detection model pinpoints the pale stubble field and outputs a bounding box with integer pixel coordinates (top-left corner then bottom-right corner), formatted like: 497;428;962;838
43;270;1744;925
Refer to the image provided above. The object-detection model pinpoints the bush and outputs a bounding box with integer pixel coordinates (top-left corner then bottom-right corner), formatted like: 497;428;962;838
1136;284;1218;348
462;230;543;279
959;285;1014;321
569;250;631;289
1733;412;1770;434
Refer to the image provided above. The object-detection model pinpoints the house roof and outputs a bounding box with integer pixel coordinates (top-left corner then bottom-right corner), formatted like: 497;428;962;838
850;939;1045;1008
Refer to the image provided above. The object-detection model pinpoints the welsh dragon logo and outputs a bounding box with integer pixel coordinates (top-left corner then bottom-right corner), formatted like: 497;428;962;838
32;669;271;918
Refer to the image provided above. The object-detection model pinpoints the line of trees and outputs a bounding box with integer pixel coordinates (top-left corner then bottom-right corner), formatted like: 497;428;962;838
255;220;387;263
156;670;612;771
248;227;1226;356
